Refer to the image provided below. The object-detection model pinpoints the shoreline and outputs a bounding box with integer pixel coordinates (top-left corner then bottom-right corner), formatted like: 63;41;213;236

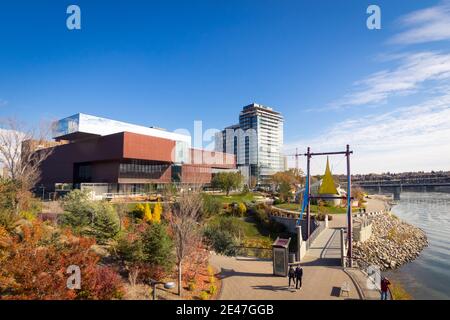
382;192;450;300
364;194;393;212
353;195;428;272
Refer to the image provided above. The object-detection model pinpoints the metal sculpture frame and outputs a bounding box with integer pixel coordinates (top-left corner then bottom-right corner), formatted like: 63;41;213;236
304;145;354;267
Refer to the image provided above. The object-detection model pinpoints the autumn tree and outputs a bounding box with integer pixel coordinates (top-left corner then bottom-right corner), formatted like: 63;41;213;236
153;201;162;223
271;169;304;202
278;181;292;202
211;172;243;196
0;221;124;299
271;169;304;187
0;179;42;231
352;187;366;206
0;119;53;189
183;242;209;284
0;118;54;218
143;203;152;222
168;190;203;296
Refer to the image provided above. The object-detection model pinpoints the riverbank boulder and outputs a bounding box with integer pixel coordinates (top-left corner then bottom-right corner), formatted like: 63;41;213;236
352;212;428;271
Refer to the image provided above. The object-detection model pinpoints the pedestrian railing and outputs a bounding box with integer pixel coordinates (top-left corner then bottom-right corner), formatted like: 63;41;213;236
352;210;385;218
350;258;394;300
305;221;325;250
269;206;300;219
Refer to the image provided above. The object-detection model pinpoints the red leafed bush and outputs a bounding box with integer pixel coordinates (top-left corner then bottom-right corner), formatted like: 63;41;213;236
0;221;124;300
77;265;125;300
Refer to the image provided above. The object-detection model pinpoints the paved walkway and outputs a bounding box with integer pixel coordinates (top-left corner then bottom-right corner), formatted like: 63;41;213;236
211;255;360;300
365;195;390;212
302;228;342;266
211;214;362;300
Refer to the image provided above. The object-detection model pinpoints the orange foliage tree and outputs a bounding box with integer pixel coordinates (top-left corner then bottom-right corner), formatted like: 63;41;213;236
0;221;124;300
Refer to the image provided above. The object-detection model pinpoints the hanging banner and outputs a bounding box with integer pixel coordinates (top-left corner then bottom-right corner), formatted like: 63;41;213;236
297;175;309;225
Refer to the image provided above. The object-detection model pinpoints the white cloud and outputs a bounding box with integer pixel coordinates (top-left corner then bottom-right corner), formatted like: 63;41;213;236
331;51;450;108
389;1;450;45
289;3;450;173
285;92;450;174
327;1;450;109
0;99;8;107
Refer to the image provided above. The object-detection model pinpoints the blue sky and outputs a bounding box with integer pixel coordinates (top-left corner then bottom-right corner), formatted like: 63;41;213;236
1;0;450;173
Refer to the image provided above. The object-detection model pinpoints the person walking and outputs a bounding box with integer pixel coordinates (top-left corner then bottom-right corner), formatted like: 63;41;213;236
288;265;295;288
380;277;391;300
295;265;303;289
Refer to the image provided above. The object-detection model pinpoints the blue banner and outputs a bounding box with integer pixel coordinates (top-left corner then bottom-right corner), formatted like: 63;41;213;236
297;175;309;225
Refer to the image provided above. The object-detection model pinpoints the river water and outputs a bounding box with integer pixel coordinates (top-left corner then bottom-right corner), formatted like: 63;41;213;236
385;192;450;300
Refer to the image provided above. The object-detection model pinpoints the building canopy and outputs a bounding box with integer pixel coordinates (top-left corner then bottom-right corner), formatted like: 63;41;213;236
318;157;338;195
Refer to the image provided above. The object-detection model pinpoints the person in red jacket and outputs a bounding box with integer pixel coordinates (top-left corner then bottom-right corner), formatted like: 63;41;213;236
380;277;391;300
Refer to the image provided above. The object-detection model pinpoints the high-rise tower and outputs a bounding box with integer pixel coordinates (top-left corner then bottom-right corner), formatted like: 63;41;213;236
215;103;284;186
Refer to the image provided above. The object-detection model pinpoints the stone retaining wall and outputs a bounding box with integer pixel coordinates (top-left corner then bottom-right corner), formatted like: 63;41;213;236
270;214;319;240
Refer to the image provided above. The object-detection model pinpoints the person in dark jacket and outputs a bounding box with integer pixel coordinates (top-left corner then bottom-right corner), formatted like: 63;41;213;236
295;265;303;289
288;266;295;287
380;277;391;300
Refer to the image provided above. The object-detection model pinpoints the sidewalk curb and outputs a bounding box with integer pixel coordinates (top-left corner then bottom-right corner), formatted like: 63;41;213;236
343;268;365;300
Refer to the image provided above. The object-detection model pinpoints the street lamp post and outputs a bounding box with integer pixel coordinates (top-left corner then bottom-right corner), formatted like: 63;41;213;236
40;184;45;200
149;279;175;300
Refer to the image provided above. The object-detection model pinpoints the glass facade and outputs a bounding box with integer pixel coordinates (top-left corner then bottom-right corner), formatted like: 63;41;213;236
117;183;160;194
245;136;250;165
215;104;284;185
119;160;170;179
52;114;80;138
171;165;182;182
74;163;92;183
52;113;191;149
175;141;190;164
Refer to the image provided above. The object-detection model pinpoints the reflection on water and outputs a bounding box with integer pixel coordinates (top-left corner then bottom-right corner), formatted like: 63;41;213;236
385;192;450;300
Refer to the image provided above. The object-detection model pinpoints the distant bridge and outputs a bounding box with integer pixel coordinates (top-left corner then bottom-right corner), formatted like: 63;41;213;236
352;176;450;200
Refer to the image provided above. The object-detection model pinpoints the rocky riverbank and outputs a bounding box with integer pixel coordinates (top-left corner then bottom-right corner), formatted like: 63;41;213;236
352;212;428;271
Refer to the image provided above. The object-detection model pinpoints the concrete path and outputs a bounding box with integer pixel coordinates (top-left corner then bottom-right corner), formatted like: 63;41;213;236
211;255;360;300
365;195;389;212
302;228;342;266
211;214;362;300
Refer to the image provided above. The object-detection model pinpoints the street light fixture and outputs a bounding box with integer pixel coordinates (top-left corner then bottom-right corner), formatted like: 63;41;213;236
40;184;45;200
149;279;175;300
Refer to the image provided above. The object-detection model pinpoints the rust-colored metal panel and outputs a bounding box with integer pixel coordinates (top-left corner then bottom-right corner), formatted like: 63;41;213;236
181;165;212;184
90;161;120;183
38;131;235;190
43;132;124;163
38;133;125;189
189;148;236;169
123;132;176;162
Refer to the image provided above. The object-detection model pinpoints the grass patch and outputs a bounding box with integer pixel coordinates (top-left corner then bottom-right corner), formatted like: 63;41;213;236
208;214;274;245
238;217;266;239
390;282;412;300
386;228;409;244
209;193;257;205
112;202;157;212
